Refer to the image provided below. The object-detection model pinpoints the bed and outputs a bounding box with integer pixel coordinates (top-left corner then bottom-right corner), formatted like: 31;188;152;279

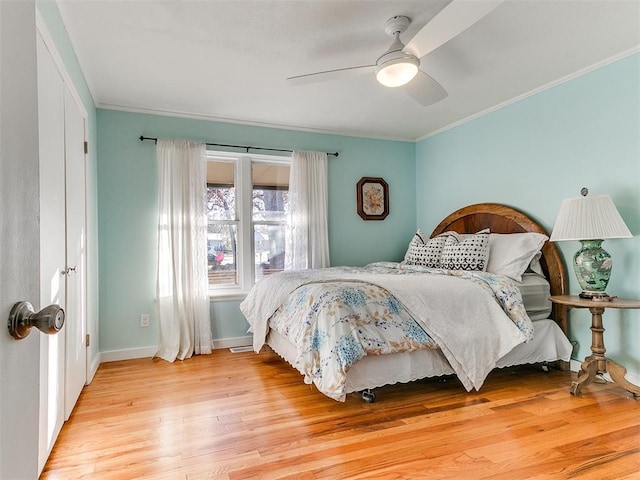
240;203;573;402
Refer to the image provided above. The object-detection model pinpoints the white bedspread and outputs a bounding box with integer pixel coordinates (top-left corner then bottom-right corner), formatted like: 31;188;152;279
240;263;534;393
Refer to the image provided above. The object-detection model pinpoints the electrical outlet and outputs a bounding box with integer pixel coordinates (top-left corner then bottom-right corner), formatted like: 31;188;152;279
140;313;150;327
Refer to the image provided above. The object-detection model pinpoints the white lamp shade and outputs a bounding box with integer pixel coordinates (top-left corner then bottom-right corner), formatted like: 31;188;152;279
550;194;632;242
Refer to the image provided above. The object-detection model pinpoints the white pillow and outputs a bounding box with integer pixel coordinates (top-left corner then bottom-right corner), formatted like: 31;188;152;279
527;252;545;276
486;232;548;281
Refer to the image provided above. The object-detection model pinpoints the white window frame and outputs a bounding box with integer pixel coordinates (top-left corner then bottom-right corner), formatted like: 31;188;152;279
207;150;291;300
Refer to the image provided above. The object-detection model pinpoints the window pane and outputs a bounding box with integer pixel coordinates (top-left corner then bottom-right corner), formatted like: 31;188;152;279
207;160;235;220
208;223;238;286
253;189;288;221
254;223;286;281
252;163;289;222
252;163;289;188
252;162;289;282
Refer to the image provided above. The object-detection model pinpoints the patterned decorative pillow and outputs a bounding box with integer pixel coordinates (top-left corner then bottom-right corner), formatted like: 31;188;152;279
440;229;490;271
404;230;458;268
403;229;428;262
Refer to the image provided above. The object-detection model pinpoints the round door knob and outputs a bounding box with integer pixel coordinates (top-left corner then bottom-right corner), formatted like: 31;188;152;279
7;302;65;340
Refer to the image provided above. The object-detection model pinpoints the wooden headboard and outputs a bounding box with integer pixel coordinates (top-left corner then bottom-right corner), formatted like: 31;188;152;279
430;203;568;333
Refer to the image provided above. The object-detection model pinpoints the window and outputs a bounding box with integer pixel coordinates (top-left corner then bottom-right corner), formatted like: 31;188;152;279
206;152;290;294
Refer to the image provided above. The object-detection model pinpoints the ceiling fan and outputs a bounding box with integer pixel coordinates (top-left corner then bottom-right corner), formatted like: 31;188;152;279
287;0;504;107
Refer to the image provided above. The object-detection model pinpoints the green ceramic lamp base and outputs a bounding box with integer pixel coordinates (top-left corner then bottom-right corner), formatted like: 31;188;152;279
573;239;612;298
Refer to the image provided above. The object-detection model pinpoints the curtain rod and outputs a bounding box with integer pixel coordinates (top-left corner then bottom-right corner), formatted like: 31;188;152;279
138;135;338;157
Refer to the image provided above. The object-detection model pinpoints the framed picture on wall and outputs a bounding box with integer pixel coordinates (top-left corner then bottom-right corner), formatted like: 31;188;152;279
356;177;389;220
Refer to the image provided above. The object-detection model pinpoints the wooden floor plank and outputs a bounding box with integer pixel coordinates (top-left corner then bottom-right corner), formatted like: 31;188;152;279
42;348;639;479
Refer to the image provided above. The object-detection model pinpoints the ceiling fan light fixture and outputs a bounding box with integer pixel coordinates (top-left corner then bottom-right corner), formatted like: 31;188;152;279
375;51;419;88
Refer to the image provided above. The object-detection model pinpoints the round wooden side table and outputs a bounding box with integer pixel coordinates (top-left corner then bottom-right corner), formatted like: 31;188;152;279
549;295;640;397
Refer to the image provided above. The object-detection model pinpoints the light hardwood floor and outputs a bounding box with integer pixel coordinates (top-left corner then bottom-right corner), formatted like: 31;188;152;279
42;348;640;479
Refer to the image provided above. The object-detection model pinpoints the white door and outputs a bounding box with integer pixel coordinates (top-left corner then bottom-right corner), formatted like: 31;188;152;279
64;87;88;420
1;1;42;477
36;33;67;472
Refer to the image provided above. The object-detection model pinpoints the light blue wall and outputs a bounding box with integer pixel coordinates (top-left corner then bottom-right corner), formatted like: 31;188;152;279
96;109;416;351
416;53;640;378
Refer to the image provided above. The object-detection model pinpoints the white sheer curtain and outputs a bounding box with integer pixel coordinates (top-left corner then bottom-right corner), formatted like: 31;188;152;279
156;139;212;362
285;150;330;270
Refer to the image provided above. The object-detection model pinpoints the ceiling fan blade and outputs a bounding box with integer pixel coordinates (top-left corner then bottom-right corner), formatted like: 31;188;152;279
403;71;448;107
287;65;375;86
404;0;505;58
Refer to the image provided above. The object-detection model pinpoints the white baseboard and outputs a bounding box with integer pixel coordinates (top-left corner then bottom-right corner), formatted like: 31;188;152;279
569;359;580;373
99;337;253;363
100;346;157;363
570;359;640;388
212;335;252;350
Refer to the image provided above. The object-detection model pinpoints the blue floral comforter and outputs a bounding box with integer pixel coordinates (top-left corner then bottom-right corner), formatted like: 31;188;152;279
240;262;535;401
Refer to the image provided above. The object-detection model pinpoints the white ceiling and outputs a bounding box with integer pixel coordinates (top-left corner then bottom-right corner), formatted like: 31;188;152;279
56;0;640;141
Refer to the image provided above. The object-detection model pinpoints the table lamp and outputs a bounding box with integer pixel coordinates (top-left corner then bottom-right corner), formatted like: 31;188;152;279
550;188;632;299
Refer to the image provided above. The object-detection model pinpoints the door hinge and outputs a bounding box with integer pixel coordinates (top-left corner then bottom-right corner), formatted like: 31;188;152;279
86;333;90;347
84;141;88;154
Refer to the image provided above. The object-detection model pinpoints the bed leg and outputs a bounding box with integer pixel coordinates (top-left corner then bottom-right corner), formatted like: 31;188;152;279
361;389;376;403
541;362;550;373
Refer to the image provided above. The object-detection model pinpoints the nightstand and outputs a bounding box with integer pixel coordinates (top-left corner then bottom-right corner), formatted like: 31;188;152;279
549;295;640;397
